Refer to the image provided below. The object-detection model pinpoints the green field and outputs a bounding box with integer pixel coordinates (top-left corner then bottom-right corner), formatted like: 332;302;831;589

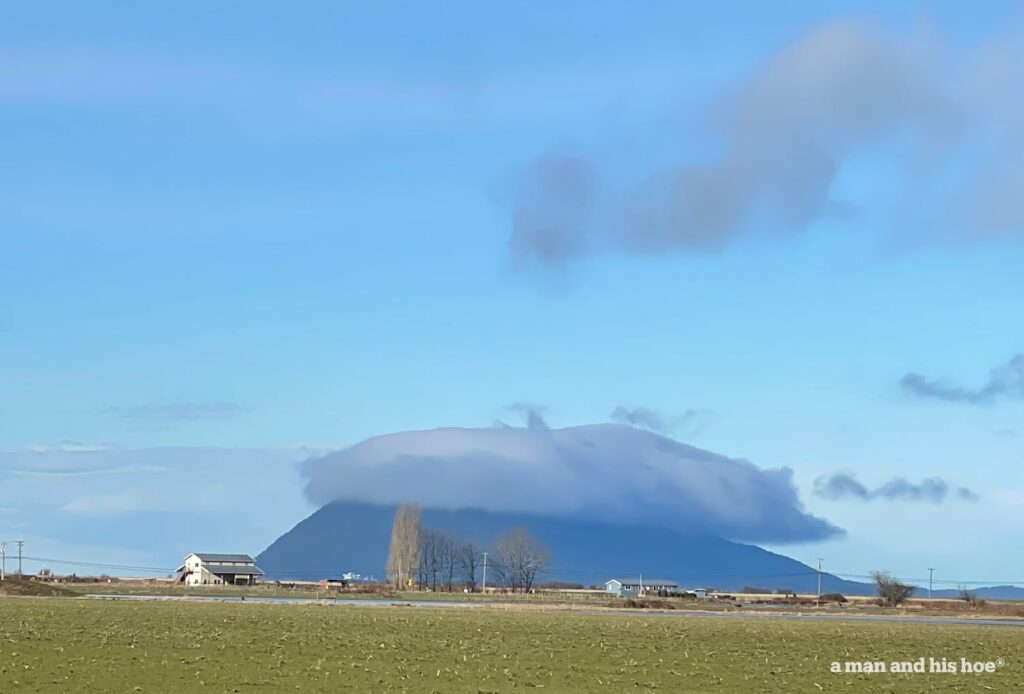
1;598;1021;692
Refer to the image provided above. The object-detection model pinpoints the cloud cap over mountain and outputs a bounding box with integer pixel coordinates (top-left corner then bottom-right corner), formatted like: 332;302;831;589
301;423;841;543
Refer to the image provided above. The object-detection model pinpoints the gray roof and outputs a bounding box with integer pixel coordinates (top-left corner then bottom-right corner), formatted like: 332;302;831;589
193;553;256;563
607;578;679;586
205;563;264;576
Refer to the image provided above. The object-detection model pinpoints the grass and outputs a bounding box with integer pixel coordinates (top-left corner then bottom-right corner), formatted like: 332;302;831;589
1;598;1022;692
65;582;634;606
63;581;1024;620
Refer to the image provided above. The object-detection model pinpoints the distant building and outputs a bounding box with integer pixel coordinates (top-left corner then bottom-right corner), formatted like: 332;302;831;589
604;578;679;597
176;553;263;586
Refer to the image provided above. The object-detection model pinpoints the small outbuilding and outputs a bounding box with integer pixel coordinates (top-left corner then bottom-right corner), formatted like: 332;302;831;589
176;553;263;586
604;577;679;597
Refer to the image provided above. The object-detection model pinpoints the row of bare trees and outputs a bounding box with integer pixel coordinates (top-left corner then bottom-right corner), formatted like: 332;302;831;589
385;503;549;592
491;527;548;593
416;528;482;591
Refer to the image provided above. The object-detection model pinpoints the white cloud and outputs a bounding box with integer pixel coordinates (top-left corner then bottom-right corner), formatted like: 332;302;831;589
16;441;117;453
11;464;167;477
60;489;155;515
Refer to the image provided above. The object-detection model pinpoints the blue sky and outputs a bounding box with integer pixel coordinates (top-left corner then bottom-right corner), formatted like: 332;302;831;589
2;2;1023;586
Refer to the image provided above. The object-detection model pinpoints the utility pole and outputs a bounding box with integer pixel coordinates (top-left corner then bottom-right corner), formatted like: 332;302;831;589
16;541;23;576
1;543;6;581
928;568;934;600
481;552;488;593
816;558;823;601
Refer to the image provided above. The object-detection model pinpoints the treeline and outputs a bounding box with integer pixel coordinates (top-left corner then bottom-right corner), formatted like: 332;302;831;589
416;528;479;592
385;503;549;593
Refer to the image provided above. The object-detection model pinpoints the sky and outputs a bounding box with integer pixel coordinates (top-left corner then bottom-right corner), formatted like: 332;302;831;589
2;1;1023;587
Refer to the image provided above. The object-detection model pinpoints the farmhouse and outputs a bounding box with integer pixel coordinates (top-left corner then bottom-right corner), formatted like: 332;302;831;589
604;577;679;597
176;553;263;586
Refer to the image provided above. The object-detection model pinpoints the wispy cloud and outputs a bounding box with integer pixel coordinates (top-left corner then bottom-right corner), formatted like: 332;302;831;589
502;402;549;430
610;406;704;436
11;464;167;478
956;487;980;502
100;400;250;421
509;154;598;269
60;489;155;515
813;473;978;504
16;441;117;453
900;354;1024;404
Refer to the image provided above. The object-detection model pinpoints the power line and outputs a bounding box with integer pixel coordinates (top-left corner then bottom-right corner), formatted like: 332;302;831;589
19;556;177;574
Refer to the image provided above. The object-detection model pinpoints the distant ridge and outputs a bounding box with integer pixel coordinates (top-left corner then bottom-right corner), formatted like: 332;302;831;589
929;585;1024;600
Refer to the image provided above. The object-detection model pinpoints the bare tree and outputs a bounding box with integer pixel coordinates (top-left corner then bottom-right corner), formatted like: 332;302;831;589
872;571;915;606
457;541;480;592
437;533;458;592
957;584;979;608
418;528;443;590
386;503;421;590
492;527;549;593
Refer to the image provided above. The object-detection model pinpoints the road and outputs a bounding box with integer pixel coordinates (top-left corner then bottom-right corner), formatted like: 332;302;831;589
85;593;1024;628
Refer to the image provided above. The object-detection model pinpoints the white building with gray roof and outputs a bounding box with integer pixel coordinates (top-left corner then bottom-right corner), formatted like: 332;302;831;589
604;577;679;597
177;553;263;586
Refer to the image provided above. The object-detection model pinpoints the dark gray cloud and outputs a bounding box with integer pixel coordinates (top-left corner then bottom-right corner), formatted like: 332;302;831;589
302;423;842;543
956;487;980;502
508;20;1024;266
813;472;871;500
610;405;702;436
813;473;978;504
900;354;1024;404
509;154;597;268
503;402;549;430
100;400;250;421
873;477;950;503
618;20;945;254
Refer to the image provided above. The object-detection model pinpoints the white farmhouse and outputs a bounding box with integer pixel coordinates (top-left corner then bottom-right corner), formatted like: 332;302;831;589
604;577;679;597
176;553;263;586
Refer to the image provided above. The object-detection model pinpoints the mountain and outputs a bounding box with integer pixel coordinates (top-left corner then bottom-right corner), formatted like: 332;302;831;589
257;501;870;594
931;585;1024;600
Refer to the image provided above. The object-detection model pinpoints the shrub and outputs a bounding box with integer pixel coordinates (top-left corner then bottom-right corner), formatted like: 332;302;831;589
873;571;915;606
